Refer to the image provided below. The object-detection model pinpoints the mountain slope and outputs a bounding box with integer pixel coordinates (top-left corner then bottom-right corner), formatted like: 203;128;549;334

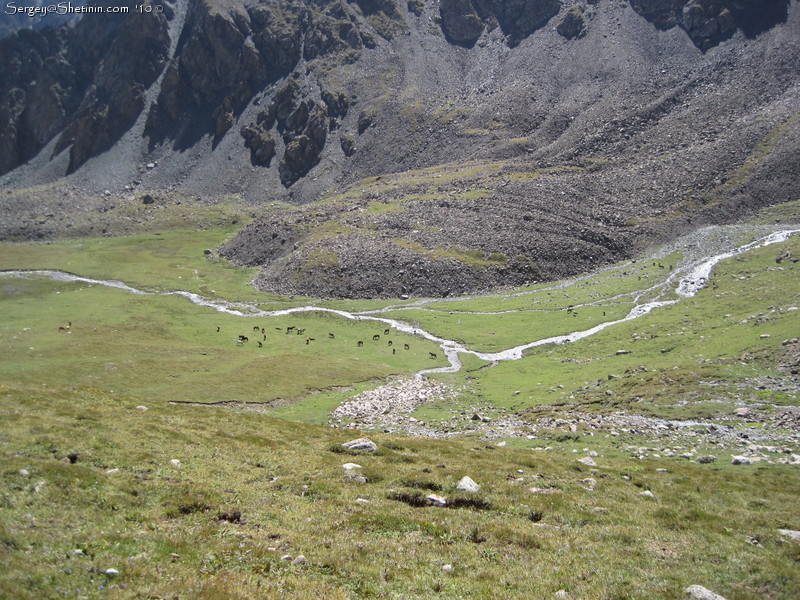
1;0;798;297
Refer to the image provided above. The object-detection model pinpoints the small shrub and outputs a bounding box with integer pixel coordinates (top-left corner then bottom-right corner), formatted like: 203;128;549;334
528;510;544;523
217;510;243;524
467;526;485;544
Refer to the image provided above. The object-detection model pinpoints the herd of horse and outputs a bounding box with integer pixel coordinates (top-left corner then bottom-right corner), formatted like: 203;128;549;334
223;324;438;359
55;319;439;360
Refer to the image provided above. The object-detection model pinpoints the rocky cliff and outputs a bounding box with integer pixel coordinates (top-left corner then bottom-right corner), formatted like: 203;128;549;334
1;0;798;297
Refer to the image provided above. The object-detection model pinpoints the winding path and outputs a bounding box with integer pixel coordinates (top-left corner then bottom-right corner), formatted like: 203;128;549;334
2;226;797;378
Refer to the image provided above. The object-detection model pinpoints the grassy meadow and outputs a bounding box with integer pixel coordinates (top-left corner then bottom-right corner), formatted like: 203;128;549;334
1;218;799;599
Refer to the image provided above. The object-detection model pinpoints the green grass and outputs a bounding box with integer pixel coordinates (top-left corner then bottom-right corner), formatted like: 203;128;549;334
0;383;798;599
1;217;799;597
0;278;440;410
0;228;263;302
465;236;800;419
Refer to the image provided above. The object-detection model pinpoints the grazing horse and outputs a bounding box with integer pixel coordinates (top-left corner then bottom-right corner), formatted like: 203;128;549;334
253;325;260;332
429;352;437;359
261;328;265;334
328;333;335;339
263;334;267;341
216;326;220;332
287;326;295;332
258;341;263;348
387;340;393;347
357;340;364;347
372;334;380;341
403;344;410;350
392;348;396;355
238;335;248;342
236;339;244;346
384;328;390;335
297;328;305;335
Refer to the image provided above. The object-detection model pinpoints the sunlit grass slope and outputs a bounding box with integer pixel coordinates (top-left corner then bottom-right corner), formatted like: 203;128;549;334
1;384;798;599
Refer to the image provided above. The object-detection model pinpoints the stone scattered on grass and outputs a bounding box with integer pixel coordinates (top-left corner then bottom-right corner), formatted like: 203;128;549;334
442;564;454;572
580;478;597;491
696;456;716;464
106;468;120;474
578;457;597;467
554;591;570;599
135;405;148;411
292;555;307;565
427;493;447;507
731;456;752;465
281;554;292;561
105;568;119;577
778;529;800;541
170;459;181;468
684;584;728;600
456;476;480;493
639;490;655;498
34;481;45;493
342;463;363;470
72;549;84;556
342;438;378;452
530;487;559;495
19;469;29;477
342;473;368;484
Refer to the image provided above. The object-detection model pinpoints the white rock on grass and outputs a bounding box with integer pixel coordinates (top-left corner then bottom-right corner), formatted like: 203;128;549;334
19;469;30;477
106;468;120;474
639;490;656;499
342;438;378;452
554;591;570;599
170;459;182;468
135;405;148;411
578;457;597;467
427;493;447;507
292;555;307;565
442;564;454;572
684;584;728;600
778;529;800;541
731;456;752;465
105;568;120;577
456;476;480;493
342;463;363;470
